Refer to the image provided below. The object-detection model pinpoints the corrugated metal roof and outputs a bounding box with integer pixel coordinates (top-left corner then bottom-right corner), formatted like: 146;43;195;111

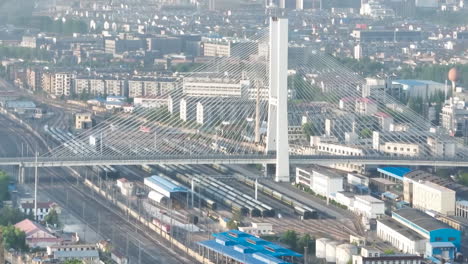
198;231;302;264
145;175;187;193
378;167;411;179
5;100;36;109
393;80;444;87
393;208;453;232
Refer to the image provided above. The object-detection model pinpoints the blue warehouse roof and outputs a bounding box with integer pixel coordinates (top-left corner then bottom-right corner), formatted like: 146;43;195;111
198;230;302;264
378;167;412;180
146;175;187;193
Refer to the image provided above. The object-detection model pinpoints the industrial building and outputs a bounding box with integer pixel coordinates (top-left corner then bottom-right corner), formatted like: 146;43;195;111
351;30;422;43
377;217;427;254
144;175;187;198
295;165;343;198
352;195;385;219
133;96;168;109
4;100;36;115
238;223;273;236
197;230;302;264
404;170;468;200
75;112;93;129
410;180;456;215
377;208;461;260
377;167;412;182
352;246;423;264
315;238;358;264
392;80;445;100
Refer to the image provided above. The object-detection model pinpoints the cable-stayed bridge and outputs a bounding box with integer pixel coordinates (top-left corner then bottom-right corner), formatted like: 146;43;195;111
4;17;468;182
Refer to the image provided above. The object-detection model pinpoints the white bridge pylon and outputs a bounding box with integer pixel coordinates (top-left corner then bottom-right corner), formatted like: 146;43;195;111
266;17;290;182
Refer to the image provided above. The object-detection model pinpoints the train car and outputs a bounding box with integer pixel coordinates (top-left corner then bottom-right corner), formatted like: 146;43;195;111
294;206;318;220
246;205;262;217
152;218;171;234
302;206;318;219
272;191;283;200
91;165;120;179
259;206;276;218
202;197;217;211
262;186;274;196
211;164;228;173
102;166;120;179
231;202;248;216
141;164;154;174
148;191;169;205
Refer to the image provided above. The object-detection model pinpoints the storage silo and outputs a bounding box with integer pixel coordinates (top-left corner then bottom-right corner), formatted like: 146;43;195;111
315;238;331;259
336;243;358;264
325;241;339;263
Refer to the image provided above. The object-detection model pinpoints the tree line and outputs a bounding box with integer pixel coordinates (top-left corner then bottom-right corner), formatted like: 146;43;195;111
0;46;51;61
12;16;88;35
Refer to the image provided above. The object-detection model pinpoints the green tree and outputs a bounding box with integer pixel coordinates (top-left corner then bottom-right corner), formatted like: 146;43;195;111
1;225;27;251
232;210;243;223
334;57;385;77
302;122;320;137
0;170;9;201
0;207;28;226
407;96;424;115
384;249;395;255
281;230;298;251
298;234;315;254
63;260;83;264
459;173;468;186
289;74;326;101
171;63;203;72
44;209;60;227
360;128;373;139
226;219;238;230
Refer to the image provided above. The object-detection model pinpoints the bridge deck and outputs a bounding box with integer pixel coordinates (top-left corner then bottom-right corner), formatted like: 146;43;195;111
1;155;467;167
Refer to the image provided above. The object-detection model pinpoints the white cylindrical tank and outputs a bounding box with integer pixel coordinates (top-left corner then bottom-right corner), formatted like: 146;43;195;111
336;243;358;264
325;241;339;263
315;238;331;259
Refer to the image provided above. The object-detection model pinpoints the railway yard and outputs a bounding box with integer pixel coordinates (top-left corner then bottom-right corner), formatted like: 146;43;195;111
0;79;364;263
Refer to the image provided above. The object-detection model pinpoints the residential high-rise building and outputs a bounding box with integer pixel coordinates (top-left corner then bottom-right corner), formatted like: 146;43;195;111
53;73;73;96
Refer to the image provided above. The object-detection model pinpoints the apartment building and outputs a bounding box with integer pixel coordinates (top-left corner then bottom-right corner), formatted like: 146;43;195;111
55;73;73;96
128;79;144;98
90;79;106;95
381;141;420;157
440;99;468;137
26;68;41;91
427;135;456;158
202;41;231;57
41;72;55;94
105;79;126;96
142;79;159;96
355;97;378;115
182;76;249;98
311;138;366;173
74;77;91;94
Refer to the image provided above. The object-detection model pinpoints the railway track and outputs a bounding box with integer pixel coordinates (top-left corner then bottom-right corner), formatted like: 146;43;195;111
1;110;197;264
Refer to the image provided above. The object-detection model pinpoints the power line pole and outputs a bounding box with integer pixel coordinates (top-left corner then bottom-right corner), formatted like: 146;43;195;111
34;152;38;221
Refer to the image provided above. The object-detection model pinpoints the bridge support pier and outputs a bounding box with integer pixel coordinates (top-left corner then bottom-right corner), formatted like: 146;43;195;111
266;16;290;182
18;165;24;184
